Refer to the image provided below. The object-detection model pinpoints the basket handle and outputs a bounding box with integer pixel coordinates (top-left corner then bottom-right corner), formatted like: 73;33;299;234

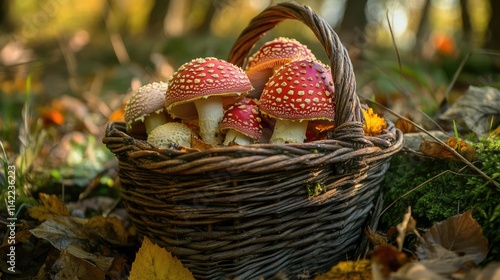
227;1;364;139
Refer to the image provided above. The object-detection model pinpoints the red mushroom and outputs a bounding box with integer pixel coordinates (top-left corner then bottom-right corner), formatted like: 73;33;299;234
165;57;253;146
245;37;316;98
258;59;335;144
219;98;262;146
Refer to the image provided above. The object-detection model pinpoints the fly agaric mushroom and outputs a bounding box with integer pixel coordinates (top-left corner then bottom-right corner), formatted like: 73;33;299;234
147;122;192;148
124;82;171;138
219;98;262;146
258;59;335;144
165;57;253;146
245;37;316;98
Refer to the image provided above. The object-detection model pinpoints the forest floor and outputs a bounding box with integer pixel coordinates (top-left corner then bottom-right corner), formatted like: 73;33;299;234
1;31;500;279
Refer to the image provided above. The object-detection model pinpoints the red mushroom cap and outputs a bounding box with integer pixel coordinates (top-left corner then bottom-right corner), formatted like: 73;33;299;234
258;59;335;121
165;57;253;119
219;98;262;140
245;37;316;97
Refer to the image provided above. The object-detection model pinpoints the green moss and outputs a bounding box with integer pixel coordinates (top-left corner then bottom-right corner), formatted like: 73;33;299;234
380;136;500;263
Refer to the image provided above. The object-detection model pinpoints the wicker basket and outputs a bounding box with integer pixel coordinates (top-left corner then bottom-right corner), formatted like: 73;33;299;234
103;2;403;279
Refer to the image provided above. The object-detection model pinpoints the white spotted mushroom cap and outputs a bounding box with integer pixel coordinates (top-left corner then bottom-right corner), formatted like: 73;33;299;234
245;37;316;97
219;98;262;141
124;81;169;135
165;57;253;119
258;59;335;122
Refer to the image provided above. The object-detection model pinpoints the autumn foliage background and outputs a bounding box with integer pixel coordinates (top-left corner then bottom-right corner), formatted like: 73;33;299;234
1;0;500;279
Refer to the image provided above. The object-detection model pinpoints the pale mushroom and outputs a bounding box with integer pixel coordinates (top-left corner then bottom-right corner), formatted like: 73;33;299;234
258;59;335;144
147;122;192;148
165;57;253;146
124;82;171;138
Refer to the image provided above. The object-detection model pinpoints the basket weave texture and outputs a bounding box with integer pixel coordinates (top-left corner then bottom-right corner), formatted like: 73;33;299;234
103;2;403;279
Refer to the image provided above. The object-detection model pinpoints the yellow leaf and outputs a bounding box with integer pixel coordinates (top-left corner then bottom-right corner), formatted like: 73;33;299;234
314;260;372;280
28;193;69;222
129;236;194;280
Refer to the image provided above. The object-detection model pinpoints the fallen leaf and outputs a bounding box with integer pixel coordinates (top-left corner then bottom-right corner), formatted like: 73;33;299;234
65;244;114;272
30;215;91;250
30;214;129;249
418;210;488;263
370;245;409;279
39;107;65;126
109;106;125;122
365;227;388;247
392;262;446;280
50;249;106;280
440;86;500;137
190;135;213;151
28;193;69;222
314;260;372;280
395;114;416;133
129;236;194;280
463;261;500;279
416;211;489;275
418;136;476;162
86;215;128;246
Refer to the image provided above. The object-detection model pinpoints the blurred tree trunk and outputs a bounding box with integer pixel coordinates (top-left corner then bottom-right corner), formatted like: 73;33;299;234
0;0;13;33
413;0;431;56
485;0;500;50
338;0;368;47
192;1;217;35
191;0;233;35
147;0;170;35
460;0;472;44
163;0;188;36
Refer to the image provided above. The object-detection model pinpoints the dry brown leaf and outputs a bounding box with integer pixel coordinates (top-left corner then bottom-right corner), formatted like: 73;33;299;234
65;244;114;272
129;236;194;280
419;136;476;162
190;135;214;151
416;211;489;275
365;227;388;247
440;86;500;137
86;215;128;246
50;249;106;280
395;114;416;133
463;261;500;279
392;262;446;280
28;193;69;222
370;245;409;279
30;215;90;250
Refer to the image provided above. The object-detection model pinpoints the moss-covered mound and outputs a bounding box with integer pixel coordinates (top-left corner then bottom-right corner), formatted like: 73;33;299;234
380;136;500;263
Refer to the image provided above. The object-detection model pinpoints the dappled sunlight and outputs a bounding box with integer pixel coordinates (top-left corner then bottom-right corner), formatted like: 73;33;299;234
0;0;499;279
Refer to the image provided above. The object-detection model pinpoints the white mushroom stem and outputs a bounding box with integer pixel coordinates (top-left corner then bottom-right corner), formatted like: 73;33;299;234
194;96;224;146
270;119;308;144
223;130;252;146
144;112;169;134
